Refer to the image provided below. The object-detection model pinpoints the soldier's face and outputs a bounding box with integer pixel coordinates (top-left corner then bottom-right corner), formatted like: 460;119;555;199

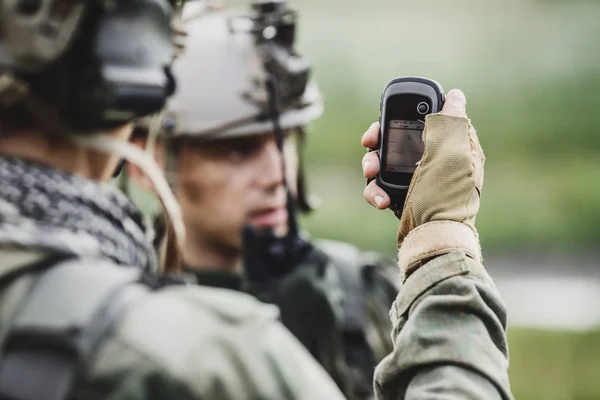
175;133;288;252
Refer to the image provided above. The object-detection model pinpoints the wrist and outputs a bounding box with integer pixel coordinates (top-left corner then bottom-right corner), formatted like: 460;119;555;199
397;221;481;281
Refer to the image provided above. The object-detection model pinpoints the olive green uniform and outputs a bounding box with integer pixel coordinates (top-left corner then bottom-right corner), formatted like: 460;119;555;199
374;251;513;400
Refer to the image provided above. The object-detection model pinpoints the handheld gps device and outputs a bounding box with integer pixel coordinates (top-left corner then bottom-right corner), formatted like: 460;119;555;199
376;77;445;215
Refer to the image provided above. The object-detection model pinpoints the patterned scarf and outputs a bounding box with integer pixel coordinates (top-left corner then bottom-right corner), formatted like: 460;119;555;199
0;155;157;271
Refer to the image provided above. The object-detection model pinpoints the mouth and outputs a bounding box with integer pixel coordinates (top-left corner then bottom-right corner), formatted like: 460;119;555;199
248;206;288;229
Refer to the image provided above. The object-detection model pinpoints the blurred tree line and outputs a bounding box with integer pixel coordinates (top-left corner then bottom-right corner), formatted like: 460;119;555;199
274;0;600;256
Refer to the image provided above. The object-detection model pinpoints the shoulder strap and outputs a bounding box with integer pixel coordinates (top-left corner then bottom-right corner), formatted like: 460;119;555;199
315;241;399;398
0;249;68;287
316;241;368;332
0;257;151;400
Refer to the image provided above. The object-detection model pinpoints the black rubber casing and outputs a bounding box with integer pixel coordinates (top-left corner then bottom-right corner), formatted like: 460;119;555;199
376;76;445;216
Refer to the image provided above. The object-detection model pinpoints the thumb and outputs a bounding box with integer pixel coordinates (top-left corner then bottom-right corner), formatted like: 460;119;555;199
441;89;467;118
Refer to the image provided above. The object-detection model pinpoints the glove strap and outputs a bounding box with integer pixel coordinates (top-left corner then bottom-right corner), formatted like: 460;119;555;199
398;221;481;281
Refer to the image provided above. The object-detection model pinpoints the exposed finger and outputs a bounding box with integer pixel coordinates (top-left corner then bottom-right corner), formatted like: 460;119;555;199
361;121;380;149
362;150;380;179
440;89;467;118
363;179;390;210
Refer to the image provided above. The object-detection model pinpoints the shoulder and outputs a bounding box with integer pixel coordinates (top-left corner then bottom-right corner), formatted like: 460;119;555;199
313;238;365;266
314;238;400;290
0;252;342;399
314;239;399;345
90;285;344;399
103;285;281;370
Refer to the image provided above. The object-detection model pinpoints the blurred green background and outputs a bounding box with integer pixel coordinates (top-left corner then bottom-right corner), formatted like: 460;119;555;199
226;0;600;398
291;0;600;256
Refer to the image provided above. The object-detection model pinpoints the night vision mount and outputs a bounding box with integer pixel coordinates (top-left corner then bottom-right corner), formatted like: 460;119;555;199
229;0;311;108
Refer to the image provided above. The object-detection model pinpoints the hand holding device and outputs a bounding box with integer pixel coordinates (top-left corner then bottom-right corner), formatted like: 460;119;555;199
376;77;445;216
362;88;485;280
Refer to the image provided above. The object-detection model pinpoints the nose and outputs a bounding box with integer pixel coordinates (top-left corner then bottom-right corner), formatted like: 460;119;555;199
255;137;284;191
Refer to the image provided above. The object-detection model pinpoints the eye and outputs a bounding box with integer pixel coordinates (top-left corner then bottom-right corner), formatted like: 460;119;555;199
228;137;263;161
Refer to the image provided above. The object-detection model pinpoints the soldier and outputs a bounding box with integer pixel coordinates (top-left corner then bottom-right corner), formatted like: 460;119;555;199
0;0;347;398
361;89;514;399
127;2;398;398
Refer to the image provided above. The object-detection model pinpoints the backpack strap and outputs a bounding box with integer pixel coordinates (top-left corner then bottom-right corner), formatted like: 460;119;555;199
0;257;151;400
315;240;399;398
0;250;68;287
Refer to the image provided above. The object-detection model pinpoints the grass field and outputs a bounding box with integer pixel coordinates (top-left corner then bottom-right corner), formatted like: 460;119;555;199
509;329;600;400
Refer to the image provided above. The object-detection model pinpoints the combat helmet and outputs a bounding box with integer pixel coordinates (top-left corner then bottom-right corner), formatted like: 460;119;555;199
144;0;323;212
163;0;323;140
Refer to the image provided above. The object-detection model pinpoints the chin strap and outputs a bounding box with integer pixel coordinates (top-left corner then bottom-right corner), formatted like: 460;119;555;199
72;133;185;274
265;75;299;236
295;126;321;213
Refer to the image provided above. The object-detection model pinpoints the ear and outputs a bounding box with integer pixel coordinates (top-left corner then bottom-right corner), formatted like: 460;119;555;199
127;136;166;191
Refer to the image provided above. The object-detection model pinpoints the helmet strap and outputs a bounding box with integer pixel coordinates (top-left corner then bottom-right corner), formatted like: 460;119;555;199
294;126;321;213
265;74;299;236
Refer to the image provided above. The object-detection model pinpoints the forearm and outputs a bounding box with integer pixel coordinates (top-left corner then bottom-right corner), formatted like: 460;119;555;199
374;251;513;400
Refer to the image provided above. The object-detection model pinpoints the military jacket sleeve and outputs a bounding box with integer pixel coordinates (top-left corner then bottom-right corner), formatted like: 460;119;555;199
80;285;346;400
374;251;513;400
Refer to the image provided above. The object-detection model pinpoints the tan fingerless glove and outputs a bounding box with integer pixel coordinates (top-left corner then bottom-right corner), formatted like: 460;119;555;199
397;114;485;280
